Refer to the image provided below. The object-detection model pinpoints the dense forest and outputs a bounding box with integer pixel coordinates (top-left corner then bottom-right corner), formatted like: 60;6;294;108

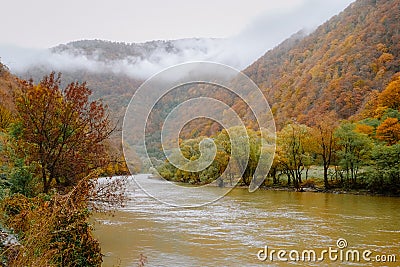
158;75;400;194
243;0;400;128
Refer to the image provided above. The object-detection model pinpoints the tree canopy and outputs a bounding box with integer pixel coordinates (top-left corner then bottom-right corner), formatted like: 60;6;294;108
15;72;114;192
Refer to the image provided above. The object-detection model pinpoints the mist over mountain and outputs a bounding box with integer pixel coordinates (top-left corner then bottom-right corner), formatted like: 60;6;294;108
1;0;355;80
0;37;260;118
1;38;226;79
3;38;245;118
1;0;398;132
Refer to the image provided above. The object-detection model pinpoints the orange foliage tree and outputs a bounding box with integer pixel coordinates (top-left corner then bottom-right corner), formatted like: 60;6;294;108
16;72;114;193
376;117;400;145
311;115;339;189
378;76;400;111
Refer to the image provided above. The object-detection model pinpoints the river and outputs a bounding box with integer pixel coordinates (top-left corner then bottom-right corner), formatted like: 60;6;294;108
93;174;399;266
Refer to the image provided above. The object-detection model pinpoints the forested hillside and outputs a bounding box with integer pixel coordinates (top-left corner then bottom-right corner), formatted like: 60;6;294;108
20;66;141;120
243;0;400;128
151;0;399;194
146;0;400;140
10;1;400;132
0;63;18;109
0;63;19;131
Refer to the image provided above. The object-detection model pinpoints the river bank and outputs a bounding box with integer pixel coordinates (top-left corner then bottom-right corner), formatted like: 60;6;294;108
258;185;400;197
148;174;399;197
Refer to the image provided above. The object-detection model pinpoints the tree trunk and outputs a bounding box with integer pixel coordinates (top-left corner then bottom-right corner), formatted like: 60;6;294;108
43;171;49;193
272;169;277;185
323;165;330;189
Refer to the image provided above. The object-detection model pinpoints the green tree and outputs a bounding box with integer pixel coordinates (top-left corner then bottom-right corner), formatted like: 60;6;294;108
0;126;37;198
268;145;284;185
366;144;400;194
223;127;266;186
335;122;372;186
214;129;233;185
157;126;271;187
277;123;313;189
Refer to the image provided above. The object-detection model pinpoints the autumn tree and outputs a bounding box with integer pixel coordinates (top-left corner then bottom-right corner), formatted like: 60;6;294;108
311;115;338;189
0;105;13;130
15;72;114;193
268;145;285;185
277;123;313;189
376;117;400;145
378;75;400;111
214;129;234;185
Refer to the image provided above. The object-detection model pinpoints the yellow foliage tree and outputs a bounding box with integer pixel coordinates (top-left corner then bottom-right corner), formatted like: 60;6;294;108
378;76;400;111
355;124;374;136
0;105;13;130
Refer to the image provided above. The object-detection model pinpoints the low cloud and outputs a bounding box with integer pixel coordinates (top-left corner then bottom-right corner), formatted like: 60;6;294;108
0;40;234;79
0;0;353;79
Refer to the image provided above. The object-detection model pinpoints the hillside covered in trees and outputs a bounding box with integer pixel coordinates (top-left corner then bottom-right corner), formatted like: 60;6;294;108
0;63;18;112
139;0;400;149
12;0;400;133
243;0;400;128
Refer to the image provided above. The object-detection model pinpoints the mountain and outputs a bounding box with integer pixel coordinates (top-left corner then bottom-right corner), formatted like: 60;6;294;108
14;38;229;119
51;38;224;64
6;0;400;134
243;0;400;128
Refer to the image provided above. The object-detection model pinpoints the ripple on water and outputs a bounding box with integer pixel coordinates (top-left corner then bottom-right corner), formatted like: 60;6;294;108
94;175;400;267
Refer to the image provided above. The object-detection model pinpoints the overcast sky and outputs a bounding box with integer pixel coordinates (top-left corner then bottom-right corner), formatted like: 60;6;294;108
2;0;354;48
0;0;355;77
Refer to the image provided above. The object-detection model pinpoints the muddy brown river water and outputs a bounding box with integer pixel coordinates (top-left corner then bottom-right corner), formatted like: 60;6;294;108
93;174;399;266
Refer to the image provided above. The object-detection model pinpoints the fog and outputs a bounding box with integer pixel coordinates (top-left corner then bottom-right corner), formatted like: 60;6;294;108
0;0;353;79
